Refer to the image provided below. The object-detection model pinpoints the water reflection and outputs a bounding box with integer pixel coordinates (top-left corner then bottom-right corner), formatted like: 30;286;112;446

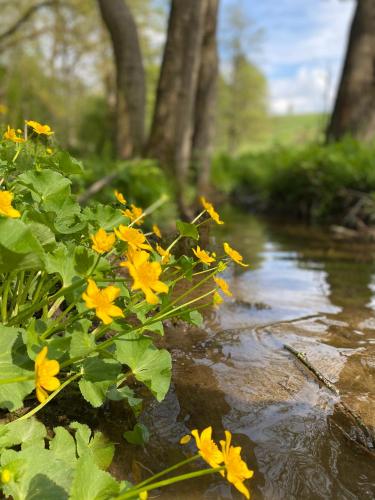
105;210;375;499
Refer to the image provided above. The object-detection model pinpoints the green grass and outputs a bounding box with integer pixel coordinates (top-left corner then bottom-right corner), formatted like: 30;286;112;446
237;113;328;153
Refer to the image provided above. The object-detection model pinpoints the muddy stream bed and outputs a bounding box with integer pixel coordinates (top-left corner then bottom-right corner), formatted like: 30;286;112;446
102;210;375;499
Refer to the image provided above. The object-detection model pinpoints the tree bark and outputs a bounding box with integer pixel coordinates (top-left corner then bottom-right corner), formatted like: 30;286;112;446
98;0;145;158
192;0;219;198
147;0;208;217
327;0;375;141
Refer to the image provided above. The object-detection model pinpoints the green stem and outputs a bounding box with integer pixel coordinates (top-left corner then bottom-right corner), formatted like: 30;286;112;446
135;454;200;489
129;194;169;228
116;466;225;499
8;278;84;326
1;273;13;323
15;271;36;313
10;271;23;313
17;372;82;421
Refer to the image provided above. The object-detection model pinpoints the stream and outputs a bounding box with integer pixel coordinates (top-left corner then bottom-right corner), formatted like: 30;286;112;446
106;209;375;499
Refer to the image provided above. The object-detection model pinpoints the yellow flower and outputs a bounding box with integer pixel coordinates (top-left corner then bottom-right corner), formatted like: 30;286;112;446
121;248;168;305
114;225;151;251
152;224;162;238
156;244;171;264
0;191;20;218
122;204;144;225
1;469;12;484
0;104;8;115
34;346;60;403
114;190;127;205
139;493;148;500
223;242;248;267
91;228;116;254
26;120;53;135
191;427;223;468
82;279;124;324
220;431;254;499
46;147;53;154
180;434;192;445
213;291;223;307
214;276;232;296
200;196;224;225
3;126;24;143
192;246;216;265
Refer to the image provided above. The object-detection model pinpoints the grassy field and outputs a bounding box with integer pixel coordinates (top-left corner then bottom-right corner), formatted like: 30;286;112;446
239;113;328;152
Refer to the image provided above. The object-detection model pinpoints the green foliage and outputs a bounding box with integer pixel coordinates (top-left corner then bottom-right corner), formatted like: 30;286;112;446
0;419;121;500
0;128;243;499
216;58;269;154
212;138;375;225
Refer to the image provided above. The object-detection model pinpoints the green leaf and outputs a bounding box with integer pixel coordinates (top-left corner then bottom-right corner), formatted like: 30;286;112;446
107;385;142;416
26;222;56;249
54;151;84;175
79;357;121;407
70;422;115;470
49;427;77;465
115;335;172;401
74;246;95;276
143;320;164;336
82;204;124;231
0;419;46;449
18;169;71;202
123;423;149;446
44;244;76;286
69;329;96;359
187;310;203;327
1;448;73;500
0;326;34;410
69;454;119;500
0;218;45;272
176;220;199;240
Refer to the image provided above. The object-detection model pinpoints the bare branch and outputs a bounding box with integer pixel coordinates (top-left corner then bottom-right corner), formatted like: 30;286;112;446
0;0;59;42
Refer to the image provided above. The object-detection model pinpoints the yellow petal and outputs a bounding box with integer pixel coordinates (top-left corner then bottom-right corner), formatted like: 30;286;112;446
180;435;192;445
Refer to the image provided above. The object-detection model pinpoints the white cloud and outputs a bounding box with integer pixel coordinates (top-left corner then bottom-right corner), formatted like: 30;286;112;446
270;65;336;115
220;0;356;114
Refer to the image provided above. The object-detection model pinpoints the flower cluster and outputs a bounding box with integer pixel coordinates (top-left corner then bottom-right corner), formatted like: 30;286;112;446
182;426;254;499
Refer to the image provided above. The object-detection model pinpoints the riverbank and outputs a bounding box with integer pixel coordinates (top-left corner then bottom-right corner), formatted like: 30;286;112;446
212;138;375;231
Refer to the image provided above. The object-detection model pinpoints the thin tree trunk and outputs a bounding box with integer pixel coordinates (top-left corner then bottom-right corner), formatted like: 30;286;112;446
98;0;145;158
193;0;219;198
147;0;208;217
327;0;375;141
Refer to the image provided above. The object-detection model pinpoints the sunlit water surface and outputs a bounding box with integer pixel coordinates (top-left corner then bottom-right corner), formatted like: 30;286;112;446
106;209;375;499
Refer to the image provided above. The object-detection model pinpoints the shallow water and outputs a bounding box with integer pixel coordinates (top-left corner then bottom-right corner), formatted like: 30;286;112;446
108;210;375;499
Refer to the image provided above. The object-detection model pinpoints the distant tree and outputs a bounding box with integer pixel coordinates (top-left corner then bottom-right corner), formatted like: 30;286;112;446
217;56;268;153
147;0;207;216
98;0;146;158
327;0;375;141
192;0;219;198
217;1;269;153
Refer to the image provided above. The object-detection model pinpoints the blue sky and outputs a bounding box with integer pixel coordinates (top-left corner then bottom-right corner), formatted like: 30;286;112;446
219;0;355;115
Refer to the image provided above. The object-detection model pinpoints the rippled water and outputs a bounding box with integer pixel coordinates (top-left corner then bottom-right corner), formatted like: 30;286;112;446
106;210;375;499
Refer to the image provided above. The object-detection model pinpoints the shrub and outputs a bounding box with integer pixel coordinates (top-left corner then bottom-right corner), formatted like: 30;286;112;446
212;138;375;226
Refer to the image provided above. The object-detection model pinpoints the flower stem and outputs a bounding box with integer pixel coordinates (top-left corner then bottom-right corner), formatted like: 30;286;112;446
135;454;200;489
17;372;82;421
116;466;225;499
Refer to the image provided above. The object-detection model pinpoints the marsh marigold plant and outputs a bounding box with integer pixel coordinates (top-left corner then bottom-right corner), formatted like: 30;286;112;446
0;123;252;499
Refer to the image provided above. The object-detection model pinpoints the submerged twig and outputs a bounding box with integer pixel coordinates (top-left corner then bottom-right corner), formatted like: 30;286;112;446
284;344;339;395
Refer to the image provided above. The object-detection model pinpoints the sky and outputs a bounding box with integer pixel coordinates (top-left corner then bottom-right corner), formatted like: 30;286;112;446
219;0;356;115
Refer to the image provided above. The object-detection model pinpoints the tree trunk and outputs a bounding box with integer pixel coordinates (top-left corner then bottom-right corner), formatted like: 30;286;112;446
193;0;219;198
98;0;145;158
147;0;208;217
327;0;375;141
